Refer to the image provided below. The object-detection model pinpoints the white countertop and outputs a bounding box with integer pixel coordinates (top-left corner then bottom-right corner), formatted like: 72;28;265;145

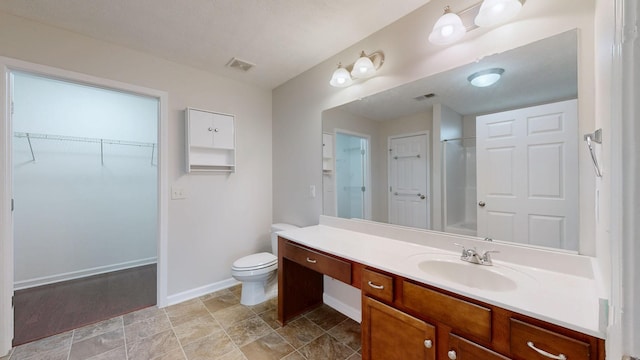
278;217;607;339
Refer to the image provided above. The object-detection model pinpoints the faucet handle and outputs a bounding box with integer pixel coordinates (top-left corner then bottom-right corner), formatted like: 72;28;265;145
454;243;468;257
481;250;500;263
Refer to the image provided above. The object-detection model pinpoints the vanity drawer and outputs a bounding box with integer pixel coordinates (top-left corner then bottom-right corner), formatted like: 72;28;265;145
449;334;510;360
361;268;394;303
403;281;492;342
510;319;590;360
282;241;351;284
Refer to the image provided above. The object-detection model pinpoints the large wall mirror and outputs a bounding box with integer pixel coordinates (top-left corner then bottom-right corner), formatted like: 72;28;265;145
322;29;581;252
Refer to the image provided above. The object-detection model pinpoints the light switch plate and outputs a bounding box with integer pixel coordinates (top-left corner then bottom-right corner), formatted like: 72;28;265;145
171;185;187;200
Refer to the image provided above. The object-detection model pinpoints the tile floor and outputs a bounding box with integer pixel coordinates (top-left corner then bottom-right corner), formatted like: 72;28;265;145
1;285;362;360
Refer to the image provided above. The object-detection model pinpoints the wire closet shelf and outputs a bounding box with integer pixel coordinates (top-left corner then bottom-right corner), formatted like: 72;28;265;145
14;131;157;166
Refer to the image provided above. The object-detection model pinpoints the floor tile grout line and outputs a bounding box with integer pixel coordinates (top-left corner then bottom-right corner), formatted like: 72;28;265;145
163;306;194;360
200;292;249;358
66;329;75;360
121;316;129;360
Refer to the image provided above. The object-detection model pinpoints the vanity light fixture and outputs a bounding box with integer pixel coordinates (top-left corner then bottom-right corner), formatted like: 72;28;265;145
467;68;504;87
330;51;385;88
351;51;377;79
474;0;523;27
329;63;353;87
427;1;524;46
428;6;467;46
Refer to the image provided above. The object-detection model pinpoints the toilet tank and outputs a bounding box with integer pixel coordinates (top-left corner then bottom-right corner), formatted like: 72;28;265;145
271;223;299;256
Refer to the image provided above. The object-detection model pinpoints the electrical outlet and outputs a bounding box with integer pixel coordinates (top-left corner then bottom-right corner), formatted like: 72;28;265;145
171;185;187;200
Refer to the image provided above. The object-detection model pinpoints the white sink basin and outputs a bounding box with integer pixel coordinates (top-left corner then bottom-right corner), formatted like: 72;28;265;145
404;253;536;292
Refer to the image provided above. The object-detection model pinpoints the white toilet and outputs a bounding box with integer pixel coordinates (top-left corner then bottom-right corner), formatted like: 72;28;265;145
231;223;298;306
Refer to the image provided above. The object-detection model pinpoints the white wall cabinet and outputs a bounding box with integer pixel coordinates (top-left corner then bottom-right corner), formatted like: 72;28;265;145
186;108;236;172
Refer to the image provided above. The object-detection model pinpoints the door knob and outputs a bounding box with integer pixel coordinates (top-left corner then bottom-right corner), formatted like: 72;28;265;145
478;201;486;207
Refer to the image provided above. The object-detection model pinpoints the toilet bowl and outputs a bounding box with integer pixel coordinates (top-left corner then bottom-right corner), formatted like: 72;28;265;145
231;223;298;305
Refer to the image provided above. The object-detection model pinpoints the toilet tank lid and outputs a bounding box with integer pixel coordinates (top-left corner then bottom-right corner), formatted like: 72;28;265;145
232;252;277;269
271;223;299;232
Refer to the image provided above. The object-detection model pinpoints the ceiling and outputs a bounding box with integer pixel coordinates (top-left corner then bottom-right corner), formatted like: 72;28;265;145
0;0;432;89
335;29;578;121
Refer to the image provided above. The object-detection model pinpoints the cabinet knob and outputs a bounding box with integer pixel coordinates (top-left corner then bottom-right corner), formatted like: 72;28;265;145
423;339;432;349
447;350;457;360
208;127;213;131
478;201;486;207
214;128;219;132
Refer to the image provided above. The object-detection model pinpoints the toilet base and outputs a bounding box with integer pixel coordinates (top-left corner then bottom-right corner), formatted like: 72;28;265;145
237;273;277;306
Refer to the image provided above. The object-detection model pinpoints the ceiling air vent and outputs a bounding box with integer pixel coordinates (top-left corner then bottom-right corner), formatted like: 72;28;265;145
226;57;255;72
414;93;436;101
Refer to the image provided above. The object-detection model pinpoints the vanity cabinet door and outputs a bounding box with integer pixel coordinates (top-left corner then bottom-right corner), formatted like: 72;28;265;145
448;334;511;360
362;296;436;360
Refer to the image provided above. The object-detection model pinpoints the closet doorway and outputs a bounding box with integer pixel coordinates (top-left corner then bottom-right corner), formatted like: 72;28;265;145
10;70;159;345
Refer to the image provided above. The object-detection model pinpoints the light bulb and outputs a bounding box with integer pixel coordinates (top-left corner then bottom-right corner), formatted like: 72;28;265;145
474;0;522;27
429;7;467;46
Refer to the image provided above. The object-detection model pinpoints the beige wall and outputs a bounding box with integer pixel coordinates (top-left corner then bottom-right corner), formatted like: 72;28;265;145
0;12;273;298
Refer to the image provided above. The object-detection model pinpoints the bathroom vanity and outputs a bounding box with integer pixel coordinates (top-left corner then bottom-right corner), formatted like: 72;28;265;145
277;216;606;360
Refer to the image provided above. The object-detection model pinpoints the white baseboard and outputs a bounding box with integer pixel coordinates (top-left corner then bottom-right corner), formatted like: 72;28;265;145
323;293;362;323
14;257;157;290
165;278;240;307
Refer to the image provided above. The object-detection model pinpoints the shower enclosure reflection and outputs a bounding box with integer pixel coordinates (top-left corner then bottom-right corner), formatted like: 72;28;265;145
443;137;477;237
324;131;371;221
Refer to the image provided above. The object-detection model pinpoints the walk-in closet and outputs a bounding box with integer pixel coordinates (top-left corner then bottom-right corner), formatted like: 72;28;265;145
10;71;159;345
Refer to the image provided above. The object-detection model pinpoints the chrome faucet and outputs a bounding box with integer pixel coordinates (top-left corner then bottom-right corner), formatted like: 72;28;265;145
455;243;499;266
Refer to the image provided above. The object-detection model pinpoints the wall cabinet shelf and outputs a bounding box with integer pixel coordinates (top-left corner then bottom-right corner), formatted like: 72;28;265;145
322;132;333;172
185;108;236;172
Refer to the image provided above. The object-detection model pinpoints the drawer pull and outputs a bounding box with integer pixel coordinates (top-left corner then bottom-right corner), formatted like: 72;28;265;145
367;281;384;290
423;339;433;349
527;341;567;360
447;350;457;359
306;257;317;264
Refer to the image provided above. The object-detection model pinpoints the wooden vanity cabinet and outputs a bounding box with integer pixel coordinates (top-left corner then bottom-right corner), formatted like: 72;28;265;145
359;268;605;360
277;239;605;359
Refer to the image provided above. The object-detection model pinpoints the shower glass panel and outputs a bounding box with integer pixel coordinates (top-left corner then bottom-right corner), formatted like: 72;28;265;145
335;132;368;219
442;138;477;236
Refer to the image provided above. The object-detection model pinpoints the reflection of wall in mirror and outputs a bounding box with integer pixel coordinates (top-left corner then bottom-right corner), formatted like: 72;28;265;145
322;107;432;223
322;108;380;219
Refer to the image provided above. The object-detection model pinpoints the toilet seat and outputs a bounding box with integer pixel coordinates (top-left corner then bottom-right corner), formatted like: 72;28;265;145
232;252;277;271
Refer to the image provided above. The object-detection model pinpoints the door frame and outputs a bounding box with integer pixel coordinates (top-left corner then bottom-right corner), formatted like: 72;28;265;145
333;128;372;220
387;131;431;229
0;57;169;354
